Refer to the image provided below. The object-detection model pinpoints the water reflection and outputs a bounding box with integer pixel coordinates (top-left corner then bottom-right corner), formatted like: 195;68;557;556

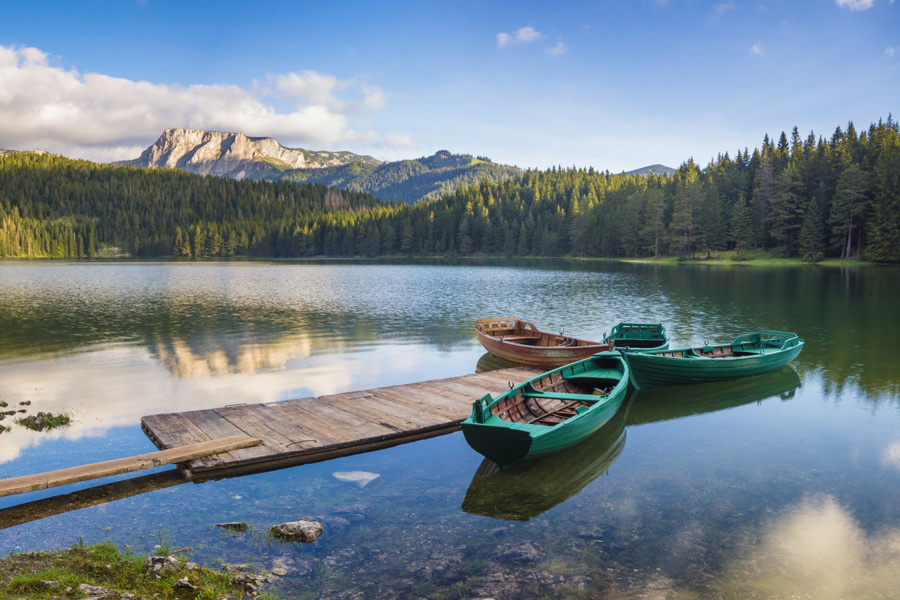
720;495;900;599
0;471;184;530
626;366;801;426
463;367;802;522
462;399;629;521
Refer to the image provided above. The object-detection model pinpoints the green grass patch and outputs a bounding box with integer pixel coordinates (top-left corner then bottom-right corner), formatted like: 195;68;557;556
615;251;872;267
16;412;70;432
0;540;274;599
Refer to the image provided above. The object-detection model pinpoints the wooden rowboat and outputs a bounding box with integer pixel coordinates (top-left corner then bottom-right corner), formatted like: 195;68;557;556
461;397;629;521
461;351;629;468
475;318;611;369
601;322;669;352
622;330;804;390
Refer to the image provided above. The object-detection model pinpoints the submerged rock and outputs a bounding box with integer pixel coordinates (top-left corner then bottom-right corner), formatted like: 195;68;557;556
332;470;380;487
215;521;250;532
331;501;370;521
317;515;351;535
493;540;543;563
269;519;324;543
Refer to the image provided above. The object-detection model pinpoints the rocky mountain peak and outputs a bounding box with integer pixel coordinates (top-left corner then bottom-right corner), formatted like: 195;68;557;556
118;128;380;180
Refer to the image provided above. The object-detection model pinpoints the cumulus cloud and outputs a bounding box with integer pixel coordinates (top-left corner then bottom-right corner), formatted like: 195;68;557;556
836;0;875;9
547;42;567;57
497;27;543;48
720;495;900;599
0;44;404;162
751;42;764;55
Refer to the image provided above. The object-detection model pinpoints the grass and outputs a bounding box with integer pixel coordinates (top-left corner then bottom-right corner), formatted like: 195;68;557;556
614;250;873;267
15;412;71;432
15;413;69;432
0;540;278;599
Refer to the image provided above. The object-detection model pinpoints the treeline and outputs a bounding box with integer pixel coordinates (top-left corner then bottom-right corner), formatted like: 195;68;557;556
2;116;899;262
0;152;383;258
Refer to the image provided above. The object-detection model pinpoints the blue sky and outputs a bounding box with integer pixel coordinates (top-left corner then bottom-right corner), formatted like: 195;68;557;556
0;0;897;171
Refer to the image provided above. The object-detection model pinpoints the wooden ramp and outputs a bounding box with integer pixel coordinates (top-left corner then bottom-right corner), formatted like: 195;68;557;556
142;367;541;478
0;436;259;498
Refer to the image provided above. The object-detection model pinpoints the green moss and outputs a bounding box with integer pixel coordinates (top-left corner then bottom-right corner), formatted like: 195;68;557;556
0;541;274;599
16;412;70;432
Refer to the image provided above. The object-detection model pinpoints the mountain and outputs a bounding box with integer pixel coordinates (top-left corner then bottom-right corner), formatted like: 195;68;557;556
119;129;522;204
283;150;522;204
624;164;675;177
116;128;380;180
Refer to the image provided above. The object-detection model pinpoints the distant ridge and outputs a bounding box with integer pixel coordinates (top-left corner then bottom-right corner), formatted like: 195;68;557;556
118;129;521;204
624;164;675;177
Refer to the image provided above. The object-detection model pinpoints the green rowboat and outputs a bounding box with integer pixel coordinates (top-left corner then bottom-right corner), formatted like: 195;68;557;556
622;330;804;389
461;397;629;521
461;351;629;468
602;322;669;351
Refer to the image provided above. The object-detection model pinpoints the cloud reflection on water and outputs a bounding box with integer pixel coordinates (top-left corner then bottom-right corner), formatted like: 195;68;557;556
721;495;900;599
882;442;900;471
0;338;457;465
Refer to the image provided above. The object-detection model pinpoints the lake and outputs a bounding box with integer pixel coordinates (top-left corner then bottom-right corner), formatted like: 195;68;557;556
0;259;898;599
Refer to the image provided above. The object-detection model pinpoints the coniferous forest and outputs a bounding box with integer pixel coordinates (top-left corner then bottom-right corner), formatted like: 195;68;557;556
1;116;899;262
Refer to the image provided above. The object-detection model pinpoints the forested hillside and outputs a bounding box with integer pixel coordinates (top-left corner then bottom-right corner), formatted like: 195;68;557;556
0;152;384;258
283;150;522;204
1;117;898;261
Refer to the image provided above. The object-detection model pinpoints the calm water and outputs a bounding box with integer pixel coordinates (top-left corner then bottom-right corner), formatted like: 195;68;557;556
0;259;898;599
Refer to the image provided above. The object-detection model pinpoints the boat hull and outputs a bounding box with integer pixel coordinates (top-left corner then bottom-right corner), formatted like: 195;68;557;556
461;352;629;467
601;322;669;352
475;318;611;369
623;331;804;389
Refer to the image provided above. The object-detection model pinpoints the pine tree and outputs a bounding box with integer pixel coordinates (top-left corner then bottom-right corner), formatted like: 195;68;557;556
829;164;869;259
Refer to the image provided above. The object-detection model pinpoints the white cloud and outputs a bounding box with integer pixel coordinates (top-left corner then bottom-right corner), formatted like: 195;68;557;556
887;46;898;56
547;42;567;57
751;42;764;55
0;44;402;162
836;0;875;9
713;1;736;18
497;27;543;48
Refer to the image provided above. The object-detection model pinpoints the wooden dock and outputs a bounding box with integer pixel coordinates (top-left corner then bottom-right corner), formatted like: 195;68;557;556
142;367;541;478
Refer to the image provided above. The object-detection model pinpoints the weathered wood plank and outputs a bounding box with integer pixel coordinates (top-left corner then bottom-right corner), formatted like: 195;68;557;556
0;436;260;498
214;406;303;454
177;409;274;468
291;396;397;437
143;367;543;477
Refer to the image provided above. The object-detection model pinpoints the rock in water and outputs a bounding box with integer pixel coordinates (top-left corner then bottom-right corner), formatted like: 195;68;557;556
332;471;380;487
269;520;324;543
214;522;250;532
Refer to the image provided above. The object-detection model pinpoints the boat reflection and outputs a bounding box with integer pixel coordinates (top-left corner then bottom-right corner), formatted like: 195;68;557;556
462;366;801;521
475;352;519;373
626;366;801;426
462;398;629;521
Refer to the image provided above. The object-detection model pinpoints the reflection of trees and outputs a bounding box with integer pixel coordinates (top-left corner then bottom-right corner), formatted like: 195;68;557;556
1;261;897;396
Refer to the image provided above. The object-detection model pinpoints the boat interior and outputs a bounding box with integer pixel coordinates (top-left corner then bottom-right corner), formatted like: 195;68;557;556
653;346;761;358
486;361;621;426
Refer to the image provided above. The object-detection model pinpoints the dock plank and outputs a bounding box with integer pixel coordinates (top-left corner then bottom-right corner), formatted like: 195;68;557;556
142;367;539;477
0;436;260;498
